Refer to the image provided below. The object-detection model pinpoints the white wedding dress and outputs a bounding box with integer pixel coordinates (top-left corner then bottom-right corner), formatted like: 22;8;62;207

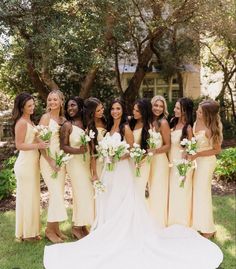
44;134;223;269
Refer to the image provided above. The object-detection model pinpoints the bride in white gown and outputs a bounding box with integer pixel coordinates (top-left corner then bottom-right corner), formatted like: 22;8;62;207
44;99;223;269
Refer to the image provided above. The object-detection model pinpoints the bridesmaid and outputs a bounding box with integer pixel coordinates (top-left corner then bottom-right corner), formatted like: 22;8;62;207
189;100;223;238
13;92;48;241
83;97;107;181
148;95;170;228
129;98;152;200
39;90;67;243
60;96;94;239
168;97;194;227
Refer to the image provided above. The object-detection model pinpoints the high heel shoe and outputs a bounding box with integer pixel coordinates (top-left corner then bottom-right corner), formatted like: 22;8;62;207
201;232;216;239
71;226;84;240
45;228;63;244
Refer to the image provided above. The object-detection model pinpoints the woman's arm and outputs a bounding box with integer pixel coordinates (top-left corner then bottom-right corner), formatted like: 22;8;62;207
15;120;48;151
188;143;221;161
60;122;87;154
124;124;134;148
156;119;171;154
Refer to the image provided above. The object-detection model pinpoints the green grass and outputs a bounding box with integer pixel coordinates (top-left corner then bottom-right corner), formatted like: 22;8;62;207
0;195;235;269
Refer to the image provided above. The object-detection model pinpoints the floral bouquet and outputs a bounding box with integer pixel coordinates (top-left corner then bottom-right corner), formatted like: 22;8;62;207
35;125;56;156
51;150;73;179
172;159;193;188
80;130;95;161
180;137;197;155
96;132;130;171
146;128;161;162
130;143;146;177
93;180;106;198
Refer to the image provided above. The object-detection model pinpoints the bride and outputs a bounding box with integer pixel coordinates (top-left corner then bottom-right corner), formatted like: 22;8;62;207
44;98;223;269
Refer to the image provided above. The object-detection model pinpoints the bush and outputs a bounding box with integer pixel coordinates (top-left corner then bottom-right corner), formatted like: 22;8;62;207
0;155;17;200
215;147;236;182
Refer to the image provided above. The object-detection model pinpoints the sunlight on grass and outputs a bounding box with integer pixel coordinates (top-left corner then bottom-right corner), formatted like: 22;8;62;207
0;196;235;269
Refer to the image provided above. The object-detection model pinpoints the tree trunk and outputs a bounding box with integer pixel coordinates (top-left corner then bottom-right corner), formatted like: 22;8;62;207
227;82;236;122
122;42;153;112
25;46;49;101
79;67;99;99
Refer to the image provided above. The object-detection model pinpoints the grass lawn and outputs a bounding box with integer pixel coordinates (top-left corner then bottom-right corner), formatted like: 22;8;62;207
0;195;235;269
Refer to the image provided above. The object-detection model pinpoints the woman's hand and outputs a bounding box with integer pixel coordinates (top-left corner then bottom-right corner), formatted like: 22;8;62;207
48;159;60;173
187;153;198;162
37;140;49;150
147;148;156;155
120;153;129;160
77;145;88;154
91;174;98;182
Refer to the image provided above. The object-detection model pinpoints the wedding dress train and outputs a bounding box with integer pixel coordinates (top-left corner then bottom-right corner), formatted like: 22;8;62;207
44;140;222;269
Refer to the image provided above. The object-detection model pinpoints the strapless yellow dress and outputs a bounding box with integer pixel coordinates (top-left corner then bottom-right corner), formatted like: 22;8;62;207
66;125;94;226
14;123;40;238
168;129;193;227
192;123;216;233
148;132;169;227
40;119;67;222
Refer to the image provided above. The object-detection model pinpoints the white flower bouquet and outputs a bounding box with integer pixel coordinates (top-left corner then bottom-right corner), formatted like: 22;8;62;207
173;159;193;188
51;150;73;179
80;130;95;161
147;128;161;149
130;143;146;177
93;180;106;198
35;125;58;156
180;137;197;155
96;132;130;171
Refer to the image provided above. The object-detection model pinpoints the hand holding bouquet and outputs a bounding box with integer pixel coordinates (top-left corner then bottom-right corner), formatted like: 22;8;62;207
130;143;146;177
80;130;95;161
51;150;73;179
180;137;197;155
172;159;193;188
35;125;54;156
96;133;130;171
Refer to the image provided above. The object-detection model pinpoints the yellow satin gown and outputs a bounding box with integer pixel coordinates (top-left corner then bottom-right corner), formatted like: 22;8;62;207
14;123;40;239
40;119;67;222
66;125;94;226
148;132;169;227
96;127;107;178
168;129;193;227
192;123;216;233
133;128;151;200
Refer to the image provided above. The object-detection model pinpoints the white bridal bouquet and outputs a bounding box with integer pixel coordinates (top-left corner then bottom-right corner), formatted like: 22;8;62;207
130;143;146;177
147;128;161;149
51;150;73;179
93;180;106;198
80;130;95;161
96;132;130;171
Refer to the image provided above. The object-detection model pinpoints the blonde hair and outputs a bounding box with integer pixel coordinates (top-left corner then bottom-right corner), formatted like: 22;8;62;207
200;99;223;145
46;89;65;116
151;95;169;118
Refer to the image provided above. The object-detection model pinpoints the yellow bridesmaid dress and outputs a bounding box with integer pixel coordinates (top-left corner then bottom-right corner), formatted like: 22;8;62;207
133;128;151;201
168;129;193;227
14;123;40;239
192;123;216;233
40;119;67;222
148;132;169;228
96;127;107;178
66;125;94;226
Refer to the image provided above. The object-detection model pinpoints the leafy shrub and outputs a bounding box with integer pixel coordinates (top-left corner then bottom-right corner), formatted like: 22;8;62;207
0;155;17;200
215;147;236;182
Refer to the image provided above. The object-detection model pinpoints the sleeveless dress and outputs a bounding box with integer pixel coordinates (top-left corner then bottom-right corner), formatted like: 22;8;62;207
133;128;151;200
168;129;193;227
192;123;217;233
14;123;40;239
148;132;169;227
44;133;223;269
40;119;67;222
66;125;94;226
